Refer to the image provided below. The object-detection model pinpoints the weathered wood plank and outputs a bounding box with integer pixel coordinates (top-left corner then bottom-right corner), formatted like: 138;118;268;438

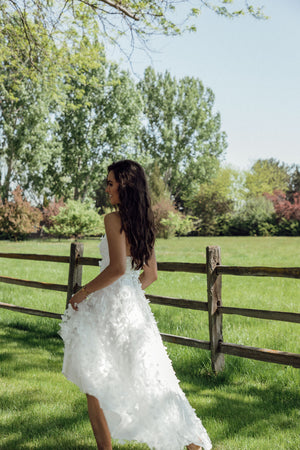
0;253;206;273
66;243;84;307
0;276;68;292
78;259;207;272
0;252;70;263
219;306;300;323
161;333;210;350
206;246;225;373
78;256;100;266
220;342;300;368
147;294;208;311
0;302;62;319
157;262;206;273
77;259;207;272
216;265;300;279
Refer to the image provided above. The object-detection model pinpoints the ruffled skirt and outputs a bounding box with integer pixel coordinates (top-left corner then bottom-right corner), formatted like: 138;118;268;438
59;273;212;450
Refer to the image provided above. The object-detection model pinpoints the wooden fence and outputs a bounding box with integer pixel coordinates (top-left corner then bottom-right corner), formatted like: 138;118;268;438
0;243;299;372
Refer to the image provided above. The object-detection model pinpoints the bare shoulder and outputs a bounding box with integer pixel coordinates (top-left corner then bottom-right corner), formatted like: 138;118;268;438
104;212;126;254
104;211;121;230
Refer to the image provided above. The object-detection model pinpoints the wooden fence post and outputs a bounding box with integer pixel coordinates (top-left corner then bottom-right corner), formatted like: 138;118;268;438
66;242;84;308
206;246;225;373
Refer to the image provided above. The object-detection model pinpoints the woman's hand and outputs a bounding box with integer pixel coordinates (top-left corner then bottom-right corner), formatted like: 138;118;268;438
69;289;88;311
68;212;127;311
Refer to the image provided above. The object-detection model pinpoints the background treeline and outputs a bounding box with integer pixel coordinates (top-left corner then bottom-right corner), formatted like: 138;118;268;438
0;25;299;239
1;158;299;239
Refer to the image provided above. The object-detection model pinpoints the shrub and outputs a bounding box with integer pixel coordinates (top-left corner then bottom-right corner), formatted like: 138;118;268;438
44;200;105;239
187;175;235;236
152;198;177;238
0;186;42;240
265;190;300;221
227;197;276;236
152;198;195;238
160;212;195;239
275;218;300;236
264;190;300;236
41;198;65;230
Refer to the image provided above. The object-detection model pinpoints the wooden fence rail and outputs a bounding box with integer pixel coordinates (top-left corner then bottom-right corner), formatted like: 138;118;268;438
216;265;300;278
0;244;299;371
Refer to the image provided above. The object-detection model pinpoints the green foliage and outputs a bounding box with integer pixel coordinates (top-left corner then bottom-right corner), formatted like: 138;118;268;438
227;196;276;236
0;31;143;202
0;69;56;201
52;37;142;201
275;218;300;236
0;13;62;202
160;212;195;238
137;67;227;204
152;198;178;238
245;158;290;198
287;164;300;200
0;186;42;240
0;5;58;82
187;166;238;235
152;190;195;238
274;218;300;236
1;1;268;67
147;162;170;205
45;200;105;239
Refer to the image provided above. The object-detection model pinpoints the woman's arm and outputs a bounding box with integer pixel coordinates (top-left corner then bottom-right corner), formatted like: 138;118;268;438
139;250;158;290
69;212;127;310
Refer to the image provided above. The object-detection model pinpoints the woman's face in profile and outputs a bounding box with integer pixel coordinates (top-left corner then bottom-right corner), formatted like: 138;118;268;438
106;170;120;205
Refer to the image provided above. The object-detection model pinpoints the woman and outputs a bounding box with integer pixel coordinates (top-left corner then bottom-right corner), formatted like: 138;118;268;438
59;160;212;450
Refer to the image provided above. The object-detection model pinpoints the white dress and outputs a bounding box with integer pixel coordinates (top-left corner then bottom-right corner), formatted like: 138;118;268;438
59;235;212;450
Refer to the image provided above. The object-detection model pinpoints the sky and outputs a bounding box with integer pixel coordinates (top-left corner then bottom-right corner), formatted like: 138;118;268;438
109;0;300;171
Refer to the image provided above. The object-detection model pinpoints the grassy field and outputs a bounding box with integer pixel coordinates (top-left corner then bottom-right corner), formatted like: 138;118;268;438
0;236;299;449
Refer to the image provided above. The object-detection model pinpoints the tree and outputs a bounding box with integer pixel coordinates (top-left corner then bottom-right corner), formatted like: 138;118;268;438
1;1;268;65
0;63;59;202
0;24;142;203
51;37;142;201
186;166;238;235
137;67;227;206
245;158;290;198
147;162;171;204
287;164;300;201
0;5;57;76
0;14;61;202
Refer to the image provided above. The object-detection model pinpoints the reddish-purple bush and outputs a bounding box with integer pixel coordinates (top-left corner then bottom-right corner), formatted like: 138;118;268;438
41;198;65;229
265;190;300;221
0;186;42;240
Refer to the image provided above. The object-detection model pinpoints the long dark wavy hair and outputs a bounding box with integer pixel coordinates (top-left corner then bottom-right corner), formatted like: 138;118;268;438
108;160;156;270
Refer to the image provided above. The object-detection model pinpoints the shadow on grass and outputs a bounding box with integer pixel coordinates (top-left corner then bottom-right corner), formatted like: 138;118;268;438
173;351;300;448
0;321;95;449
1;318;63;351
1;321;299;449
0;321;63;380
1;395;96;450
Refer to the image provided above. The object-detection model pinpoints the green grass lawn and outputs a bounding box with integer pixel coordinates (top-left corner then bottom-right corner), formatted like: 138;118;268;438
0;236;300;449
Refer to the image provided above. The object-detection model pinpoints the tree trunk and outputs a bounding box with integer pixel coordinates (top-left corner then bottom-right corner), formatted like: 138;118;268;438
1;156;13;202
